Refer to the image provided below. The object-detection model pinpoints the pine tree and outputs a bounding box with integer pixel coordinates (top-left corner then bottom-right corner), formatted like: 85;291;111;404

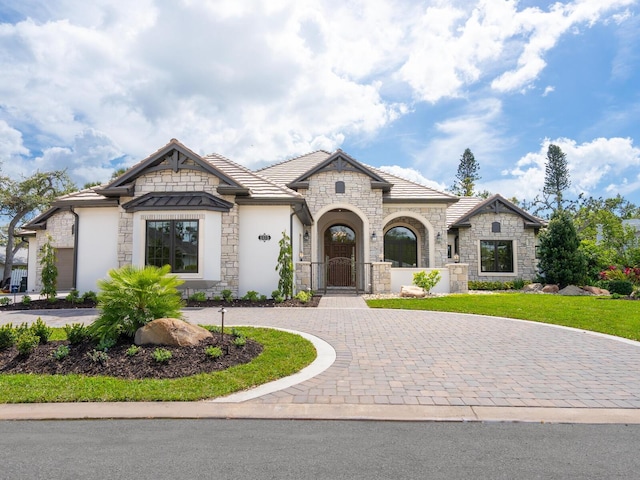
451;148;480;196
543;144;570;212
537;210;587;288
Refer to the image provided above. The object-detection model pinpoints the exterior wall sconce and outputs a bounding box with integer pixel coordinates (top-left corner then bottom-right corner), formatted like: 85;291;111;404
371;232;377;241
453;253;460;263
303;230;309;242
299;250;304;260
436;232;442;243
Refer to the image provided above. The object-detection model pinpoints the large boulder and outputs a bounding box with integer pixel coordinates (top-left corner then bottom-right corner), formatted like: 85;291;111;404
134;318;212;346
582;285;610;296
558;285;589;296
542;284;559;294
523;283;544;293
400;285;426;298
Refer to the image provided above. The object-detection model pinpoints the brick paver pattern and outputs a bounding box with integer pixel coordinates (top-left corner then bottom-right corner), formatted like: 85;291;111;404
2;295;640;409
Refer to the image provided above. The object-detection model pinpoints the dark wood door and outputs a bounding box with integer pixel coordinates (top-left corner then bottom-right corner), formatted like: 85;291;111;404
326;243;355;287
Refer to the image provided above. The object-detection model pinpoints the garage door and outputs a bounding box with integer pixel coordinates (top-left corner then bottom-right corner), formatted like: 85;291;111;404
55;248;74;290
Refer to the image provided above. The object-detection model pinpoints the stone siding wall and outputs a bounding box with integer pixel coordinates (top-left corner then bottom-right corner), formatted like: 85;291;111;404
33;210;75;291
305;171;384;262
372;262;392;293
383;205;449;268
458;212;539;281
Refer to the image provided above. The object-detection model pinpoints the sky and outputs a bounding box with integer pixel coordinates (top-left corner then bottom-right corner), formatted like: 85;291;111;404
1;0;639;209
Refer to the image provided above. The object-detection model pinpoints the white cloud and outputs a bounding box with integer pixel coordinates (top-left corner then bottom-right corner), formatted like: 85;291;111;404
379;165;447;192
409;98;510;182
491;136;640;202
0;0;635;181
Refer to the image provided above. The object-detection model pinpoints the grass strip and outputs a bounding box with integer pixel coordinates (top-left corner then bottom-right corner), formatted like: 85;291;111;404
0;327;316;403
367;294;640;341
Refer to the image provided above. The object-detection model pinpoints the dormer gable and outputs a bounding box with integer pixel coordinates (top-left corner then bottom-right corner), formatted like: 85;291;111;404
450;194;546;229
286;150;393;192
95;138;247;198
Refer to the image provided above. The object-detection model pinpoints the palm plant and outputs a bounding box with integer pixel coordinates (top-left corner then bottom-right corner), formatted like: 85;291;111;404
88;265;184;343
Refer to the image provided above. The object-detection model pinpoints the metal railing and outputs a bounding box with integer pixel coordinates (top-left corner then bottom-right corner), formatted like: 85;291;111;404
310;259;372;294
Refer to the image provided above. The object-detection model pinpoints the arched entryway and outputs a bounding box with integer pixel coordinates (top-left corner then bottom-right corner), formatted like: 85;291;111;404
324;224;356;287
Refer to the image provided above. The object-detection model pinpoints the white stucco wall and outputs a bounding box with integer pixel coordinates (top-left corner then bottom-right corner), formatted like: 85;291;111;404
238;205;292;297
76;207;120;292
26;237;39;293
390;268;450;294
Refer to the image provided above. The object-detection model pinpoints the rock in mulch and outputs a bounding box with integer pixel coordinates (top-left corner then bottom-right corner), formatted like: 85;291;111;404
134;318;212;346
400;285;426;298
558;285;590;296
582;285;610;296
542;284;559;294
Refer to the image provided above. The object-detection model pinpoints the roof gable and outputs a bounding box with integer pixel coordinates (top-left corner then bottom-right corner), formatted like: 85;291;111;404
449;194;546;228
97;139;243;197
286;150;393;192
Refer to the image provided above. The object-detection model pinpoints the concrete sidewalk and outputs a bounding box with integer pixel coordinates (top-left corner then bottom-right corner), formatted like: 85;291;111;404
2;295;640;424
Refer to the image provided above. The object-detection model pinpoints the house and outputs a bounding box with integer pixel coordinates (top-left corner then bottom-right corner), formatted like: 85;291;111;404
22;139;545;297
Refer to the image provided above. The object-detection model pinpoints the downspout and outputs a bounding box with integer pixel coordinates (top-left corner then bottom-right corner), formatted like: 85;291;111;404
69;207;79;290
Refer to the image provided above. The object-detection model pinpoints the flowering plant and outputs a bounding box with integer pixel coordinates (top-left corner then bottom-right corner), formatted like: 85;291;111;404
599;266;640;285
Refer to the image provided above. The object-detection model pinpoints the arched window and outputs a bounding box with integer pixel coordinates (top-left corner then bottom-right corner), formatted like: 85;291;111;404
335;181;345;194
384;226;417;267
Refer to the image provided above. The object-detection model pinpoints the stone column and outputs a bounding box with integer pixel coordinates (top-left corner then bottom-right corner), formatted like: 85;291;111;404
446;263;468;293
295;261;311;293
372;262;392;294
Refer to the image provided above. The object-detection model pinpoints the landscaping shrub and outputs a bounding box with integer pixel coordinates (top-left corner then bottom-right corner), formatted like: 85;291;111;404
202;324;221;334
82;291;98;303
21;295;31;305
242;290;260;302
221;289;233;302
126;345;140;357
0;324;16;350
39;234;58;302
271;290;284;303
65;289;81;304
88;265;184;343
188;291;207;302
294;290;312;303
233;336;246;348
413;270;441;294
16;330;40;356
606;280;634;296
63;323;90;345
53;345;70;360
87;349;109;366
205;346;223;359
0;297;11;306
30;317;52;344
152;348;172;363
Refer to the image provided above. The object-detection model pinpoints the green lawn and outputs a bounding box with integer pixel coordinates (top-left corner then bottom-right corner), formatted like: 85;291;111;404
367;294;640;341
0;327;316;403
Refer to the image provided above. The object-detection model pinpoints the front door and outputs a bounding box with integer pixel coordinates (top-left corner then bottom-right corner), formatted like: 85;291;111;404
324;225;356;287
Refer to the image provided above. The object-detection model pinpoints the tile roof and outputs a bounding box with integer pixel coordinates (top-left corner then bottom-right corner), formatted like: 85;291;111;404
258;150;458;202
446;197;483;228
204;153;302;200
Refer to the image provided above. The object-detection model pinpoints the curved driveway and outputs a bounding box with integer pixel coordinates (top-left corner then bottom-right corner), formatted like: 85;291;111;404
2;296;640;421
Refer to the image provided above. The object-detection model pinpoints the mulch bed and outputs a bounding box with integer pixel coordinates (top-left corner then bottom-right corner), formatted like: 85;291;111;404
0;296;321;311
0;334;263;380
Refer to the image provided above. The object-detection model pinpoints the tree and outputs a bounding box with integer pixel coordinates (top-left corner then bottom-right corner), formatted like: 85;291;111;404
537;210;587;288
543;144;570;212
39;235;58;302
0;171;76;285
275;231;294;299
451;148;480;196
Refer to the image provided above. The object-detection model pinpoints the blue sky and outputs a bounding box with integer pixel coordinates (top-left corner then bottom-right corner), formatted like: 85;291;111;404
1;0;639;208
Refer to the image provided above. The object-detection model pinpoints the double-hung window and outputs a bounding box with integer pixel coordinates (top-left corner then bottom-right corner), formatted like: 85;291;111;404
146;220;199;273
480;240;513;273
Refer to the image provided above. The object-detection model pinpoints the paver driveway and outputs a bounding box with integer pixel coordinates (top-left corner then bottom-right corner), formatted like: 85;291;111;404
2;296;640;409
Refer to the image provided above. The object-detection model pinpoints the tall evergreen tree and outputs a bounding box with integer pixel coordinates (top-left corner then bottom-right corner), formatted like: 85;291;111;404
537;210;587;288
543;144;570;212
451;148;480;196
